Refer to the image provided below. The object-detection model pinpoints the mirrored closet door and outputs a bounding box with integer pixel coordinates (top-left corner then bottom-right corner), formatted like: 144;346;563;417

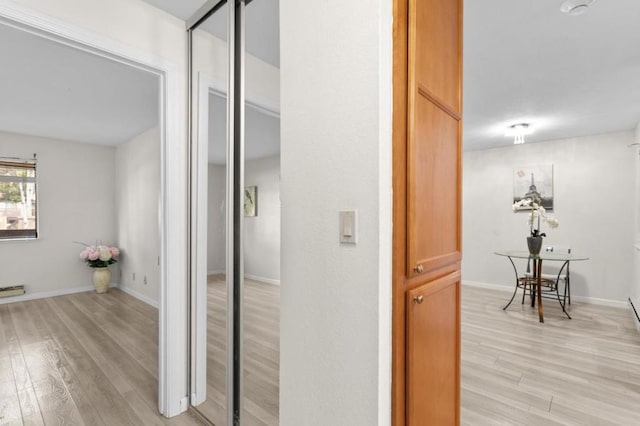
188;1;235;424
189;1;280;424
241;2;280;424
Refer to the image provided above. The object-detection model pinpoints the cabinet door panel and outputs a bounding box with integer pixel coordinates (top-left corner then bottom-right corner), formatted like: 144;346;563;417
407;272;460;426
407;94;460;276
411;0;461;113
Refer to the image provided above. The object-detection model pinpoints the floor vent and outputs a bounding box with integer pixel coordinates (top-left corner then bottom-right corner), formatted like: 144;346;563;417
629;297;640;333
0;285;25;298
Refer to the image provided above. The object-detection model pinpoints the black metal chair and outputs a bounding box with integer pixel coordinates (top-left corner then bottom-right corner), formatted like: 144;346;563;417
522;245;572;305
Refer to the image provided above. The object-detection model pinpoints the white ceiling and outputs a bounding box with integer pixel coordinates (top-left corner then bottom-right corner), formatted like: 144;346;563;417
141;0;280;68
0;15;279;161
4;0;635;154
0;23;159;146
464;0;640;150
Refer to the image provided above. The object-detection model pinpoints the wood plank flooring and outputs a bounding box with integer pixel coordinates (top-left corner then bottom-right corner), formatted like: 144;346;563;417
3;282;638;425
462;285;640;425
193;276;279;426
0;289;202;426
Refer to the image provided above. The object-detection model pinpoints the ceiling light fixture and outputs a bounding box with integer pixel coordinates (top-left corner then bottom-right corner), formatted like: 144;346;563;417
505;123;533;145
560;0;595;16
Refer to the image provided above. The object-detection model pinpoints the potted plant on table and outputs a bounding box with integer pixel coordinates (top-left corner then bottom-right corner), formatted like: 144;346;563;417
79;243;120;293
512;198;559;255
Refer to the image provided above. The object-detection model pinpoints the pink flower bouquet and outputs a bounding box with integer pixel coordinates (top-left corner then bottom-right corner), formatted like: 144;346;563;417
79;243;120;268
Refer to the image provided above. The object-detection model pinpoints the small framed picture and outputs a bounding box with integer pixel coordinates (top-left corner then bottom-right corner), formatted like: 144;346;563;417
244;186;257;217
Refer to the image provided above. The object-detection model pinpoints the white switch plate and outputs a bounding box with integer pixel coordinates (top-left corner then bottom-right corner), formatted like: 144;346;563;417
340;210;357;244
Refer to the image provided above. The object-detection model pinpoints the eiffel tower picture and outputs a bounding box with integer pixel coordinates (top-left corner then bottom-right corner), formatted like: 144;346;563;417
513;165;554;210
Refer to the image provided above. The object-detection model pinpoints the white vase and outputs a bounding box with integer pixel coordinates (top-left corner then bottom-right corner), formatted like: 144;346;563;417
93;267;111;294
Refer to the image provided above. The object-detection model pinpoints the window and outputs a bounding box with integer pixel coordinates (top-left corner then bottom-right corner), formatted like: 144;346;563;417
0;160;37;239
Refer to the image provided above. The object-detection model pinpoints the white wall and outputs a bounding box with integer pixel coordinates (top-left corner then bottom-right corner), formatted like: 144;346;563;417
13;0;186;65
463;131;636;303
633;123;640;309
207;163;226;274
0;130;116;299
636;122;640;243
116;126;160;306
280;1;392;425
244;155;280;283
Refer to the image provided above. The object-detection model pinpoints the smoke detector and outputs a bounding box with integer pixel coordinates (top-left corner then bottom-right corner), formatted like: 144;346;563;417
561;0;595;16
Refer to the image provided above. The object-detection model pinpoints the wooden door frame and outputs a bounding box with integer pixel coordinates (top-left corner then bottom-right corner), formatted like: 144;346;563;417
391;0;409;423
392;0;463;424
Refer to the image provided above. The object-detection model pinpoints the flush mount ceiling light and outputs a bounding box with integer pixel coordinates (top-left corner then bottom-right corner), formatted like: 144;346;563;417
560;0;595;16
505;123;533;145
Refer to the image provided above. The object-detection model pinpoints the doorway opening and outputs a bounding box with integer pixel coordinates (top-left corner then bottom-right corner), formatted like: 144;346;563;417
0;4;184;418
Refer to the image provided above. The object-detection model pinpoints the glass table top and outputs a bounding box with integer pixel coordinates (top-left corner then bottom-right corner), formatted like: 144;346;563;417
495;250;589;262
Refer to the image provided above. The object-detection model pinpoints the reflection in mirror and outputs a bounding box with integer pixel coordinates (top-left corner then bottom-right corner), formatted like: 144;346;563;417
243;0;281;424
190;1;230;424
190;0;281;424
242;115;280;425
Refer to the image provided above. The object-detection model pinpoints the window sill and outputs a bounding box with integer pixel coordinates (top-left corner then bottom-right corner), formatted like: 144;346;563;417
0;237;39;242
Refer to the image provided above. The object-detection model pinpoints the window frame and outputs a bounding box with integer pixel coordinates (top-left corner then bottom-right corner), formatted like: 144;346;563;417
0;159;38;241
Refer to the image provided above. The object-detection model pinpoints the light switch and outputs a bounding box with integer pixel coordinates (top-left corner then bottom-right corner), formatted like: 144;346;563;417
340;210;357;244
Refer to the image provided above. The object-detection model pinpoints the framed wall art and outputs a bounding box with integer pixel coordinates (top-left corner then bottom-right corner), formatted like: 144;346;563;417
244;186;257;217
513;164;553;211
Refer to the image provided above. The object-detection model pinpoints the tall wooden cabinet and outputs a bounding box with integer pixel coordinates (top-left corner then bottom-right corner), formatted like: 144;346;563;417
393;0;462;424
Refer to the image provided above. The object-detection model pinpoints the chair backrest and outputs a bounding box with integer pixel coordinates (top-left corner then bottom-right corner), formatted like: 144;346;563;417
526;245;572;274
543;245;571;277
544;245;571;254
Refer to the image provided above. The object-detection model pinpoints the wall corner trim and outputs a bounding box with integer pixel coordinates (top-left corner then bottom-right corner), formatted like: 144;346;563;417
118;285;160;309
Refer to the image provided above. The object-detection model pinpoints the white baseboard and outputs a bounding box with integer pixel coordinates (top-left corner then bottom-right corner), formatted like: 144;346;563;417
118;285;159;309
462;280;628;308
206;271;280;286
570;295;628;309
629;297;640;332
462;280;512;292
245;274;280;286
0;282;118;305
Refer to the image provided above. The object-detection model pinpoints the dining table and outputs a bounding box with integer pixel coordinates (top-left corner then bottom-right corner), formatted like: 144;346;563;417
495;250;589;322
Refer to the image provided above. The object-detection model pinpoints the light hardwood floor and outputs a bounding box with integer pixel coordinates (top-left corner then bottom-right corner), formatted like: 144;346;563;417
193;275;279;426
462;285;640;425
0;289;202;426
3;283;637;425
